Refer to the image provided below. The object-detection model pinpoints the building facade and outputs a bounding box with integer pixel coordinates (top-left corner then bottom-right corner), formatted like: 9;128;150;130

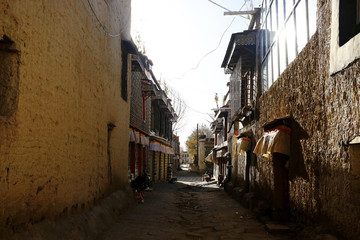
221;0;360;239
211;104;231;182
180;151;190;164
129;52;176;184
0;0;132;234
171;135;181;173
198;136;214;173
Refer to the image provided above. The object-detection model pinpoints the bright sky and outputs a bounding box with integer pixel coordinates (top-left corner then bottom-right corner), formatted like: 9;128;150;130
131;0;261;149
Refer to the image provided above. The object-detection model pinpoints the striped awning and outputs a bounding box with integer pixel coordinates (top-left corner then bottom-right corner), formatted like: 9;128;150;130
149;141;174;154
129;128;149;146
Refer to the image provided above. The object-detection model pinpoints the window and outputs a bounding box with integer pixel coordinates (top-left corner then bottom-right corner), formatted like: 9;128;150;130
273;41;279;81
262;57;268;91
279;29;287;73
295;0;308;52
308;0;317;37
339;0;360;47
260;0;317;90
286;14;296;63
330;0;360;74
278;0;285;28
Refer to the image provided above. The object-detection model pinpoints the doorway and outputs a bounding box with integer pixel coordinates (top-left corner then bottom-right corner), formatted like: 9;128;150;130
272;152;290;221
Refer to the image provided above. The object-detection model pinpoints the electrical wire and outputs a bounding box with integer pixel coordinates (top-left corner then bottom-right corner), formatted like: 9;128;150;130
207;0;249;19
207;0;231;11
174;16;236;81
171;0;251;81
165;85;213;116
86;0;131;37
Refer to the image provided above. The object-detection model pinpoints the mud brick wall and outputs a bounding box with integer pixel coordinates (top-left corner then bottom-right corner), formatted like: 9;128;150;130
0;0;131;233
253;1;360;238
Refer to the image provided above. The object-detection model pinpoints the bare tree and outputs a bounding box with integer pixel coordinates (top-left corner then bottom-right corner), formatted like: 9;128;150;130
161;81;187;135
134;31;146;54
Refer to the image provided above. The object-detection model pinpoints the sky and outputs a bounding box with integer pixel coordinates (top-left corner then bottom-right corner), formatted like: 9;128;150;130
131;0;261;149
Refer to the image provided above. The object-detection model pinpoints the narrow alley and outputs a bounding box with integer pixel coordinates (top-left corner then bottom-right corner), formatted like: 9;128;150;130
98;169;291;240
2;1;360;240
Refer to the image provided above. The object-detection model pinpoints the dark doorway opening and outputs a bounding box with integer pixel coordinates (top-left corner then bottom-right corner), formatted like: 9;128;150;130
272;152;290;221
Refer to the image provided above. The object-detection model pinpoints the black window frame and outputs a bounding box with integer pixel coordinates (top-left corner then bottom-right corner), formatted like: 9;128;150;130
339;0;360;47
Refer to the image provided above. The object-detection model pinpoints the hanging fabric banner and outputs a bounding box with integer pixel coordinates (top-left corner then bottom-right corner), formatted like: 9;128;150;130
253;125;291;157
129;129;136;142
237;137;251;154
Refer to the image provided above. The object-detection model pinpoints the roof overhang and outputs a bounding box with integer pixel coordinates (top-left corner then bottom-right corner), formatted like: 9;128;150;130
122;39;138;54
221;30;257;73
214;106;230;119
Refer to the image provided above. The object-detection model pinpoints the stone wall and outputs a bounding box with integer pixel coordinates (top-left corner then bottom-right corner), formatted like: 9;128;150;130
253;0;360;238
0;0;131;234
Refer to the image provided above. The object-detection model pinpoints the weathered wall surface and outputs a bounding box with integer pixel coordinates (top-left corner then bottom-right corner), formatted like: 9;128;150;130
253;0;360;238
0;0;131;234
130;71;151;133
198;139;213;172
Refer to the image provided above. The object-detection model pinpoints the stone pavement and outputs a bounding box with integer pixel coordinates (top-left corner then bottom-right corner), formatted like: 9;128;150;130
97;171;292;240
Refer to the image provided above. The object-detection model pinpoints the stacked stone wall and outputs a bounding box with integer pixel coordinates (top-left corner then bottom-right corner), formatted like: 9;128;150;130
253;0;360;238
255;27;323;222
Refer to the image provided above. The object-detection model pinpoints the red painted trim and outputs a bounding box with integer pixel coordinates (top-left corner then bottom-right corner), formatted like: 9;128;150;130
143;147;146;172
131;142;135;173
142;96;146;121
138;144;142;176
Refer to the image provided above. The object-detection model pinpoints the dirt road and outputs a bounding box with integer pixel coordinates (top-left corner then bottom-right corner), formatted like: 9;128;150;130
97;171;291;240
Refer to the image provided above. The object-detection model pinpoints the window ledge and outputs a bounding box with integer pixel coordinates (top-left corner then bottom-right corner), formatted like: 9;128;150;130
330;0;360;75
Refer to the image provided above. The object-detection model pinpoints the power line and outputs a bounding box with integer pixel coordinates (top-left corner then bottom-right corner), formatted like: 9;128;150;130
172;16;236;81
207;0;249;19
86;0;131;37
207;0;231;11
170;0;251;81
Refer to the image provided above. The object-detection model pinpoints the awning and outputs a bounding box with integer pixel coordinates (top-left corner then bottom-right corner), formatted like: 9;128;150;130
129;129;149;146
350;136;360;145
129;129;140;144
149;141;174;154
237;137;251;154
122;39;138;54
221;30;257;73
216;150;228;158
205;150;213;162
253;125;291;157
216;151;223;158
214;141;228;151
129;130;136;142
140;133;149;146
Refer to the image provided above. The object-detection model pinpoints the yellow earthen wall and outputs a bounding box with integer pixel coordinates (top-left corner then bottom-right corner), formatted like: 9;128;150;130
0;0;131;230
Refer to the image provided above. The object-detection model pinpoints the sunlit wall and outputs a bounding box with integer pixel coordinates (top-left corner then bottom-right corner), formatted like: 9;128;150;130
260;0;317;90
